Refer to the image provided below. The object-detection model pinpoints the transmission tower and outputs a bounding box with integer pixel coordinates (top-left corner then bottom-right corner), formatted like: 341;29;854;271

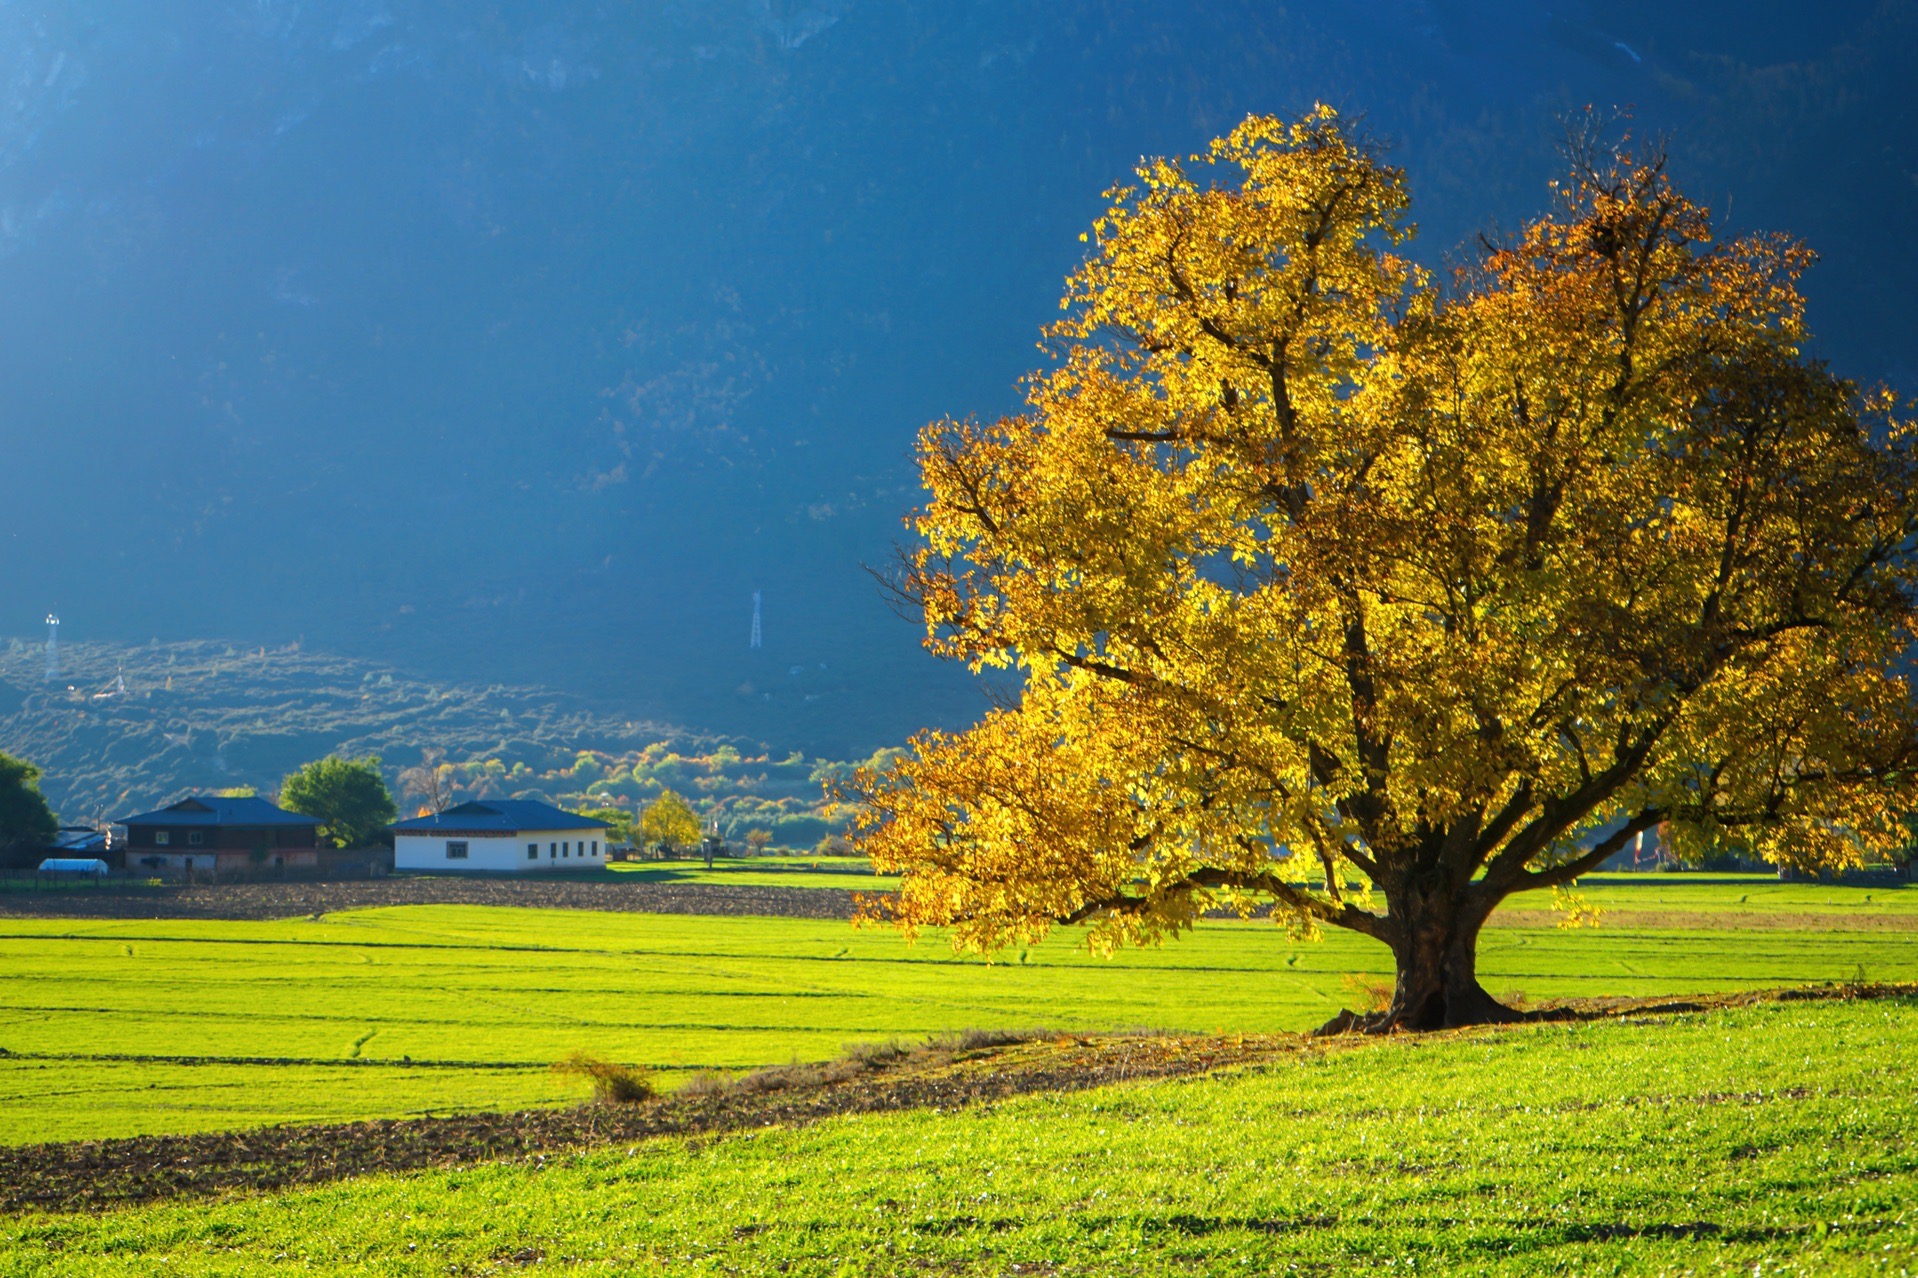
749;591;762;650
43;614;58;682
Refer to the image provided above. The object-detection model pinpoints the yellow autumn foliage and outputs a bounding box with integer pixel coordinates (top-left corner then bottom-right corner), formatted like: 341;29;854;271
852;108;1918;1028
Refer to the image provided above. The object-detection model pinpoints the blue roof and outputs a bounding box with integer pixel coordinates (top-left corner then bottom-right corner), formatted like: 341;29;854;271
390;799;610;834
116;796;320;828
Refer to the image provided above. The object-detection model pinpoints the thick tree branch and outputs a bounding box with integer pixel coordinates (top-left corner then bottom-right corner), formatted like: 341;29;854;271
1188;867;1392;941
1519;809;1666;892
1480;718;1671;887
1057;865;1392;943
1462;780;1537;877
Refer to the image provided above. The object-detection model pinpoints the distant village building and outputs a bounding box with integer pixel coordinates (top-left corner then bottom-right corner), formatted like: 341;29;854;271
0;825;111;872
390;800;611;873
115;796;322;874
49;827;108;857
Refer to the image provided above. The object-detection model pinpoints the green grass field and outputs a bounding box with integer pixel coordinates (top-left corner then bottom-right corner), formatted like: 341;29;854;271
3;996;1913;1275
605;854;897;891
2;880;1915;1146
1507;873;1918;919
611;859;1918;911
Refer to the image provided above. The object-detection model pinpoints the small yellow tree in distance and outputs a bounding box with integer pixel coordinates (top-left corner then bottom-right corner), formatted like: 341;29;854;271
853;107;1918;1031
639;789;702;856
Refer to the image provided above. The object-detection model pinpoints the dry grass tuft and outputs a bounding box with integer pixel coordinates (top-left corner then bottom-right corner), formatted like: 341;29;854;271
946;1028;1050;1052
842;1038;913;1067
550;1053;655;1104
676;1070;730;1098
683;1030;1059;1102
820;1058;865;1084
734;1062;827;1094
1340;973;1394;1014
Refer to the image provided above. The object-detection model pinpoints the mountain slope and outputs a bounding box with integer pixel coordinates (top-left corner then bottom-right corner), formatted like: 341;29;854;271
0;636;850;842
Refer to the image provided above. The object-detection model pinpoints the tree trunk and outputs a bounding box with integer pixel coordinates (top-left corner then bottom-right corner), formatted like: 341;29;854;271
1322;880;1522;1033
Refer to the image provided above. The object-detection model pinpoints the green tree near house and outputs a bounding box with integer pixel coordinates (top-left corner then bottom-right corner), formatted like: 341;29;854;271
0;753;58;852
639;789;701;855
280;756;397;849
580;806;638;849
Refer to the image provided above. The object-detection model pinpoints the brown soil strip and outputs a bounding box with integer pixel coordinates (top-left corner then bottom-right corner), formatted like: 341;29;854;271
6;880;1912;931
0;878;858;922
0;1033;1272;1217
2;983;1909;1218
1492;909;1918;932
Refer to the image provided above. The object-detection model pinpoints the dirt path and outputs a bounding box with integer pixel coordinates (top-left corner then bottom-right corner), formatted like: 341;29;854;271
0;878;860;922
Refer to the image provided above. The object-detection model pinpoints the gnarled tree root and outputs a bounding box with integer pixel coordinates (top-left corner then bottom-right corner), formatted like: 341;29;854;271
1313;993;1532;1037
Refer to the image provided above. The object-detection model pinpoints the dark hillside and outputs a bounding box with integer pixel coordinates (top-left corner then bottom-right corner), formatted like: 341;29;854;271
0;637;852;840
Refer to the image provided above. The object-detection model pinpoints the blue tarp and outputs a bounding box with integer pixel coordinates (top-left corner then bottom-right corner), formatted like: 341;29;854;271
37;859;109;876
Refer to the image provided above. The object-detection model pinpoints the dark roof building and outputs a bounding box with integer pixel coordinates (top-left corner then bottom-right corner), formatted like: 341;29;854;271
49;827;107;855
0;825;105;873
115;796;321;874
118;796;321;829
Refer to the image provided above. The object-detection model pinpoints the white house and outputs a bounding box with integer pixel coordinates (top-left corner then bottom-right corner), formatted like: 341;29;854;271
391;800;612;874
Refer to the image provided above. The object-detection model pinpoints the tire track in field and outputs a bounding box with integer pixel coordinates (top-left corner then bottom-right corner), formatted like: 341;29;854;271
0;1004;915;1035
0;1050;550;1069
0;932;1351;976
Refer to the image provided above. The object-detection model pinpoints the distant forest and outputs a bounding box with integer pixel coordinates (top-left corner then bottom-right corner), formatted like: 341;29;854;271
0;638;870;849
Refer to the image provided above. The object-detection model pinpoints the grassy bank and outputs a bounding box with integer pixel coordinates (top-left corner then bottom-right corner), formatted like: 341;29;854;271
4;996;1914;1274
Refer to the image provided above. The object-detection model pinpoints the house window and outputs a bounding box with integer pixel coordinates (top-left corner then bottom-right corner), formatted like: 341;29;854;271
550;842;557;858
562;842;569;857
188;830;204;846
154;831;171;846
527;843;539;861
591;840;599;857
446;841;469;860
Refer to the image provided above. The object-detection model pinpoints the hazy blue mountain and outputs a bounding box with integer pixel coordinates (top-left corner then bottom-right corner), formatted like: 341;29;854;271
3;1;1912;757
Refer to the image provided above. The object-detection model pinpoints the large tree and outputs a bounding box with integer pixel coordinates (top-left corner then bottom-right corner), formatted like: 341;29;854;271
853;109;1918;1031
0;753;59;852
280;755;397;850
